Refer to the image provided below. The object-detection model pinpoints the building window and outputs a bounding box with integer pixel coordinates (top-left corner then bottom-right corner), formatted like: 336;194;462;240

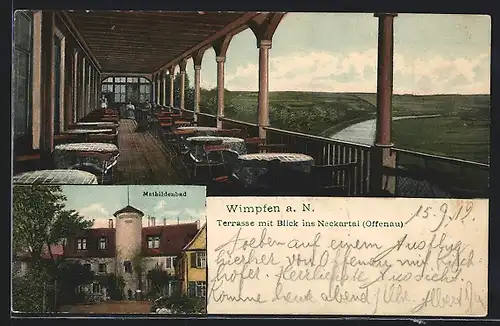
147;235;160;249
83;263;91;271
53;35;62;134
98;237;107;250
73;51;78;122
92;282;101;294
98;263;107;273
165;256;177;269
101;76;151;105
77;238;87;250
12;11;33;151
124;260;132;273
188;281;206;298
190;251;206;269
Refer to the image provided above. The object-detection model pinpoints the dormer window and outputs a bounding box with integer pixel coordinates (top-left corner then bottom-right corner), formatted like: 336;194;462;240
77;238;87;250
147;235;160;249
98;237;107;250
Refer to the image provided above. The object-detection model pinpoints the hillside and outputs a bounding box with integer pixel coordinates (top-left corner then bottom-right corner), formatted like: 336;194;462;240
198;90;490;163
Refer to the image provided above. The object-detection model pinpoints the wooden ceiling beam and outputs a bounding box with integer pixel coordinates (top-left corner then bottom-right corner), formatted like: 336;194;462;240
69;15;236;27
68;11;242;24
74;21;226;33
78;31;210;42
153;12;260;74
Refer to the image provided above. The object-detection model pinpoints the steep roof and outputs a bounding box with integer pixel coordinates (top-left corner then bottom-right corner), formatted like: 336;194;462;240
142;222;199;256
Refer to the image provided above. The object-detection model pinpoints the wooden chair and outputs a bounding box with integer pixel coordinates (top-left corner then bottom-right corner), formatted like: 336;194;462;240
71;151;119;184
215;129;242;137
173;129;196;154
257;143;289;153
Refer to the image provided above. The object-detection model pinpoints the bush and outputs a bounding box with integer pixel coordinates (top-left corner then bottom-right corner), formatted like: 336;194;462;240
97;274;125;301
151;294;206;314
12;271;51;313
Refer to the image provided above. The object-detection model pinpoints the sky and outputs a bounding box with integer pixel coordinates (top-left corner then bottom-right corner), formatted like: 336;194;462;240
61;185;206;228
179;13;491;95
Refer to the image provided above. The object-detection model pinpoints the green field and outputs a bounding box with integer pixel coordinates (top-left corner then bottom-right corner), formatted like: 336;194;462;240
199;90;490;164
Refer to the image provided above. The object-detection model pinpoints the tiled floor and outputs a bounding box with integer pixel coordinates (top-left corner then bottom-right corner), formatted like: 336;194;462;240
114;119;187;184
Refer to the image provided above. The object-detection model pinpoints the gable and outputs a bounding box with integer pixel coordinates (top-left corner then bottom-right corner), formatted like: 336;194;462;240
184;224;206;251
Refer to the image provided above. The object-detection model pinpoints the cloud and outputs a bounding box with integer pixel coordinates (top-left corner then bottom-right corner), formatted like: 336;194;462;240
223;49;490;94
153;200;167;212
79;203;111;219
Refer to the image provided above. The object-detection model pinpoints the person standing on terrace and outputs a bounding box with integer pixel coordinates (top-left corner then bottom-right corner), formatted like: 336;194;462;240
100;94;108;109
125;100;135;119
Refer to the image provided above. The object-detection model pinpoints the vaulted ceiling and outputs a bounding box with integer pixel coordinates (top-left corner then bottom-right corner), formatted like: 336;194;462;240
65;11;259;74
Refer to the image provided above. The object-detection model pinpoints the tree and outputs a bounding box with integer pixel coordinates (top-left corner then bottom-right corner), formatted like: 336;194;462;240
56;261;95;304
146;267;177;299
13;185;93;267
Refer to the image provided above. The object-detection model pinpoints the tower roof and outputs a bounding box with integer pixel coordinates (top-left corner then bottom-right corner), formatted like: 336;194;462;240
113;205;144;217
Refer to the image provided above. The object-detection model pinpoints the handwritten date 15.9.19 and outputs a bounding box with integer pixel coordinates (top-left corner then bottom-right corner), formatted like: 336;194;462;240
405;201;474;232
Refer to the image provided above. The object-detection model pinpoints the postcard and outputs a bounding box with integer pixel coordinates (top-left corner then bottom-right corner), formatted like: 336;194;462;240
12;185;207;314
206;196;489;316
10;9;491;319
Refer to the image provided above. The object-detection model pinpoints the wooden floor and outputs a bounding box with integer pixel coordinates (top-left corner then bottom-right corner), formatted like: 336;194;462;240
114;119;186;184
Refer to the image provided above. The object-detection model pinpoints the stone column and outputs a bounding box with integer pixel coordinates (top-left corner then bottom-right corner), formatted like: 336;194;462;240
156;75;161;105
169;70;175;108
257;39;271;139
152;75;156;104
194;65;201;122
162;72;167;106
179;69;186;110
216;56;226;129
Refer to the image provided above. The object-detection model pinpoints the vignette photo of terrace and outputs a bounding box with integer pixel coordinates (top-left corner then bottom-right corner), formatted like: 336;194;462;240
221;202;405;228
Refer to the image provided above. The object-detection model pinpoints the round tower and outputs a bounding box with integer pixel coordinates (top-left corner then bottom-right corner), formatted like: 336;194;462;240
114;205;144;299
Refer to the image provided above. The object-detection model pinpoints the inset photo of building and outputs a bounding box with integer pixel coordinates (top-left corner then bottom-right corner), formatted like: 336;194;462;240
12;185;207;314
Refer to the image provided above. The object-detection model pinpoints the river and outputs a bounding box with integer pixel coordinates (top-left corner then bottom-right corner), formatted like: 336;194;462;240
330;115;441;145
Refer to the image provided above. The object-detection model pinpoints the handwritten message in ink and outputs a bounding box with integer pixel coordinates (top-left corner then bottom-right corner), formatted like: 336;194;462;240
206;197;488;316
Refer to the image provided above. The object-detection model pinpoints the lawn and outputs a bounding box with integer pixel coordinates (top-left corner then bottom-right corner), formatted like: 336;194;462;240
392;116;490;164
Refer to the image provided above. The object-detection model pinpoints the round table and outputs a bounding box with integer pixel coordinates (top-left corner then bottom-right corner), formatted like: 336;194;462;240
53;142;120;170
177;126;220;136
63;128;114;134
234;153;315;187
75;122;119;128
13;169;98;185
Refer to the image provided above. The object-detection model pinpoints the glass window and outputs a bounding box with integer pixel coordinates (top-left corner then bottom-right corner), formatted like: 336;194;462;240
103;77;113;83
98;263;107;273
12;11;33;144
147;236;160;249
98;237;107;250
53;36;62;134
77;238;87;250
165;256;177;269
124;261;132;273
196;251;206;268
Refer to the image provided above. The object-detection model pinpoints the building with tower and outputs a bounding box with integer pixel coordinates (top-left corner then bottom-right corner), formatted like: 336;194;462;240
63;203;203;301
